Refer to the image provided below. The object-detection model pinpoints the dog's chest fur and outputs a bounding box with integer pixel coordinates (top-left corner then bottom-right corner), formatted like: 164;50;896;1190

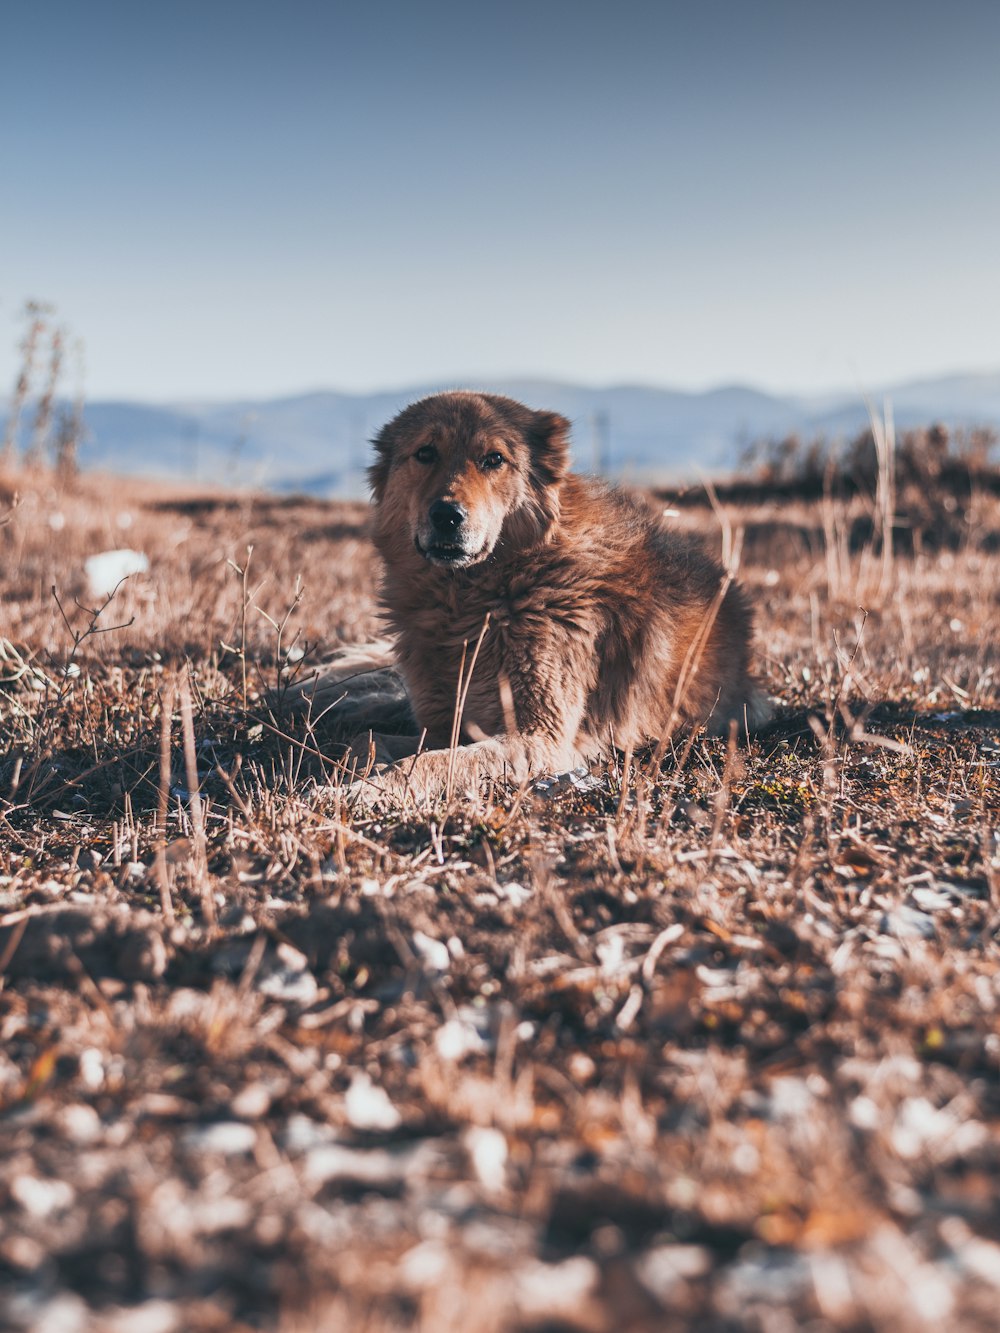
378;553;596;745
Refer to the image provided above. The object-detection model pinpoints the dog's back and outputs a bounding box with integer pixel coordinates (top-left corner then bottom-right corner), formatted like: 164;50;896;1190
547;477;764;747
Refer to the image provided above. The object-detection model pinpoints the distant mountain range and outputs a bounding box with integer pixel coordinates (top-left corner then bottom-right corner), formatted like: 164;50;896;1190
4;371;1000;496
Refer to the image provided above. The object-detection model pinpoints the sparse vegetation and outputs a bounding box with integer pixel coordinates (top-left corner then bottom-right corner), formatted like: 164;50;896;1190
0;442;999;1331
665;417;1000;557
1;300;86;477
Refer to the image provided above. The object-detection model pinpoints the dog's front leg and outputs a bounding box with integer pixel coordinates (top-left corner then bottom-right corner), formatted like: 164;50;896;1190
352;732;582;807
353;667;592;806
345;645;595;807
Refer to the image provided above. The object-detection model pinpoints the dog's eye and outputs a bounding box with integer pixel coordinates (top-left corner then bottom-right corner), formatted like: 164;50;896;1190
481;451;505;471
414;445;437;464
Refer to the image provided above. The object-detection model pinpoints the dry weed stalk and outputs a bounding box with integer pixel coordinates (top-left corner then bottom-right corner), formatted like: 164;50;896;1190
1;299;50;465
154;681;176;925
26;324;64;467
257;575;305;672
445;612;492;805
223;544;259;711
178;669;214;928
55;336;87;479
821;455;852;603
820;397;898;609
861;394;897;604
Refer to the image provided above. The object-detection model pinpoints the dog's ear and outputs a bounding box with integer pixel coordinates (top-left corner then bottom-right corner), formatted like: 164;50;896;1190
528;410;571;485
527;410;570;532
367;424;393;504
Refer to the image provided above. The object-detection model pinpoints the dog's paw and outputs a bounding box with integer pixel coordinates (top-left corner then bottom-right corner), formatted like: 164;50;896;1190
339;766;414;813
347;751;469;811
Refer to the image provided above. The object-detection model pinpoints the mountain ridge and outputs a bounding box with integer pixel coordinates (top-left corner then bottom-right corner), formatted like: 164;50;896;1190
3;371;998;496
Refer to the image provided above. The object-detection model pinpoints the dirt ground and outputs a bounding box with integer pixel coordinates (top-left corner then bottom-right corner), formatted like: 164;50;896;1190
1;460;999;1332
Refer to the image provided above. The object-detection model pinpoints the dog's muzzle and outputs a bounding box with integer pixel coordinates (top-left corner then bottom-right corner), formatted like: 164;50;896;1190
416;499;483;566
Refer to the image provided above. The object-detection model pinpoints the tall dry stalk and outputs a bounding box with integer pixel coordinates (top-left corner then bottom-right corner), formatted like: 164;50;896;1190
444;612;492;805
26;325;64;466
821;453;852;603
178;669;214;928
154;683;176;926
224;545;261;712
868;395;897;602
55;337;86;479
822;397;897;608
2;301;50;465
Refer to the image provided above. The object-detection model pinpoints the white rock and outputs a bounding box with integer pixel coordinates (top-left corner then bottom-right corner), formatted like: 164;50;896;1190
635;1244;712;1300
283;1114;334;1153
435;1017;486;1062
256;943;318;1005
10;1174;75;1218
848;1095;881;1131
533;766;602;795
84;548;149;599
499;880;532;907
958;1236;1000;1288
891;1097;987;1161
26;1293;89;1333
344;1072;402;1131
718;1249;812;1306
183;1121;257;1155
231;1084;272;1120
399;1239;451;1290
465;1125;507;1192
516;1257;599;1322
304;1143;407;1187
596;933;626;976
55;1102;102;1144
144;1178;253;1242
411;930;451;974
731;1141;760;1174
105;1302;181;1333
909;887;955;912
809;1251;856;1321
767;1075;814;1121
880;906;936;940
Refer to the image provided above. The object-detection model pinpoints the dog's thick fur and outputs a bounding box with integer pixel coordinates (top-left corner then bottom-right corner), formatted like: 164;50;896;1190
303;391;767;800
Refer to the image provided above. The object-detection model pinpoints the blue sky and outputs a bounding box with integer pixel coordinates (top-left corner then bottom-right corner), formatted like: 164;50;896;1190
2;0;998;400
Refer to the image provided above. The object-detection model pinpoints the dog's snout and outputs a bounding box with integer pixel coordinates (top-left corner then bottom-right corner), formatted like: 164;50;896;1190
429;500;467;535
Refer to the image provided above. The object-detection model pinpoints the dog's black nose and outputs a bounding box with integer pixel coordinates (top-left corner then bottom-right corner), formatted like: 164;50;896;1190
429;499;467;535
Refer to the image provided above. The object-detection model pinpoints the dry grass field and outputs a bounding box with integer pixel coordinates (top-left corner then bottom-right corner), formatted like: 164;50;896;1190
1;441;999;1332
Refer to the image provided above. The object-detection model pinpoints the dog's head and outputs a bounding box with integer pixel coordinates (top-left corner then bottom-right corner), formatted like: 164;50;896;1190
369;392;571;569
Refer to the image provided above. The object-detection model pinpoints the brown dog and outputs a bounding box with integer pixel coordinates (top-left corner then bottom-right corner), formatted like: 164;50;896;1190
305;391;767;801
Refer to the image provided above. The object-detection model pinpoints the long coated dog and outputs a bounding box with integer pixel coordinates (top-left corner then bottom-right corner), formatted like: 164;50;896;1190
297;391;768;801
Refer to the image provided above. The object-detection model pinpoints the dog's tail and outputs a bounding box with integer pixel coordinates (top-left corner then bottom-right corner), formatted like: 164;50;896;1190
705;683;774;738
743;686;774;733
